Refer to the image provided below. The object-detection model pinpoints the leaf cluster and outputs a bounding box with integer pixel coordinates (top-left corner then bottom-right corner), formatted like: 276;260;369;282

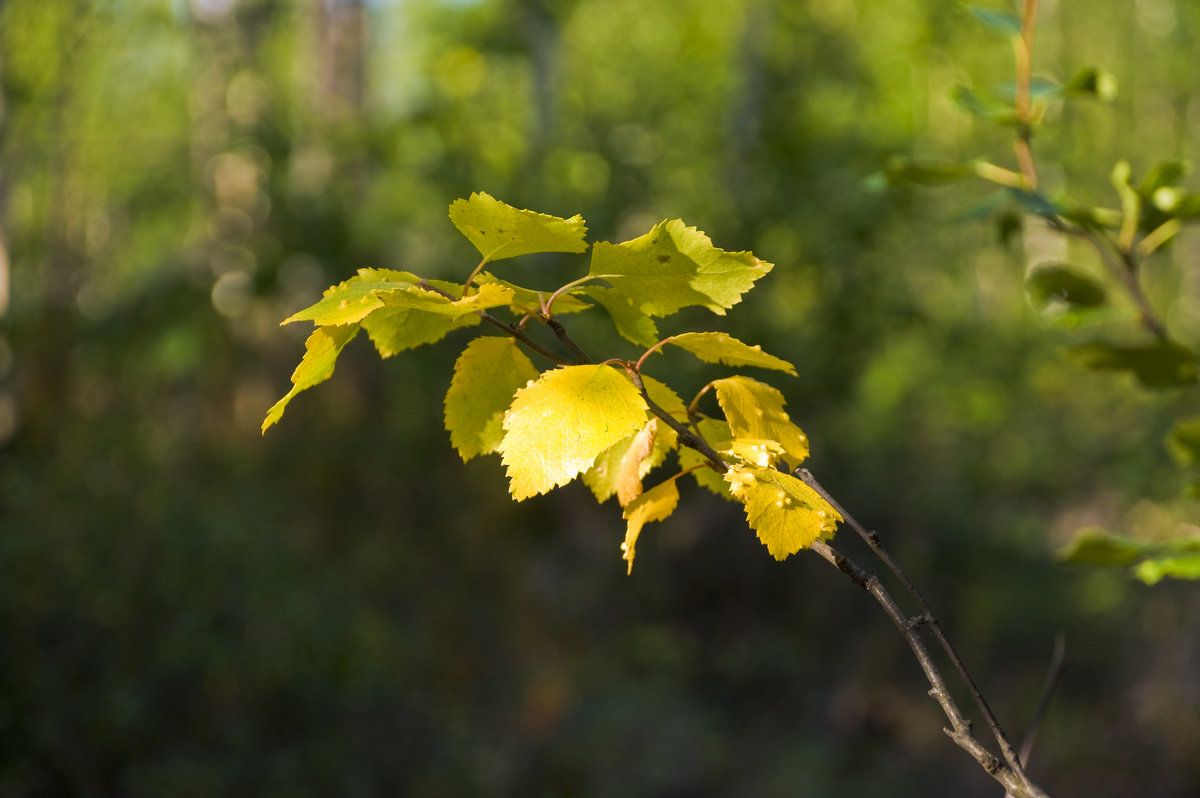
265;192;839;572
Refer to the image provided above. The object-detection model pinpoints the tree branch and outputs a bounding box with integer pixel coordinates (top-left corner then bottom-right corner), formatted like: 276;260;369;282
809;540;1051;798
797;469;1031;784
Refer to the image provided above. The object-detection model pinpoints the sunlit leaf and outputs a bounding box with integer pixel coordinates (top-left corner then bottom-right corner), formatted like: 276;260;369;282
499;364;649;500
284;268;418;326
583;376;682;502
1070;340;1200;389
621;478;680;575
1135;553;1200;585
443;336;539;461
375;281;515;317
449;191;588;261
262;324;360;432
361;306;480;358
721;438;786;468
585;219;772;343
712;376;809;469
615;419;658;506
663;332;797;375
724;465;840;560
1058;528;1145;566
1060;528;1200;584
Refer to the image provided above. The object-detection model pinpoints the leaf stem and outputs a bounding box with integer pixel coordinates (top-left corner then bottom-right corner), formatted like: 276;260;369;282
1012;0;1040;190
796;469;1030;785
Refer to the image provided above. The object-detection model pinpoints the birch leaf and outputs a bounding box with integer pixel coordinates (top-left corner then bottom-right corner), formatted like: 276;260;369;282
712;376;810;469
499;365;648;500
262;324;360;432
450;191;588;260
583;376;682;502
621;478;680;575
444;337;539;460
724;465;841;560
664;332;796;375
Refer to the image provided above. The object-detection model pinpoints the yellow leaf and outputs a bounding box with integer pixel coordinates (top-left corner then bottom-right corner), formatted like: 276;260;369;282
449;192;589;261
724;465;840;560
721;438;786;467
582;376;682;502
665;332;796;375
499;365;649;500
621;478;680;574
261;324;360;432
677;417;735;498
444;337;539;461
616;419;657;507
712;376;809;469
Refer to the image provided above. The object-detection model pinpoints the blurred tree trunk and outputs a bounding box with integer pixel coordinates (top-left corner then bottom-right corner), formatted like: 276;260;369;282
314;0;366;119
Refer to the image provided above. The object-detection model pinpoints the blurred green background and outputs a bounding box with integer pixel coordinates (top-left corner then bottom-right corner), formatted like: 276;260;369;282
3;0;1199;795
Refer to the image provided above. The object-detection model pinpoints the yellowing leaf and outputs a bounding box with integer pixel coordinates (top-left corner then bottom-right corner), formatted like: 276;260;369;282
724;465;840;560
583;376;683;502
375;281;515;318
449;192;589;261
721;438;786;467
712;376;809;469
284;268;417;327
616;419;657;506
444;336;539;461
262;324;360;432
664;332;796;376
499;365;649;500
361;306;480;358
621;478;680;575
585;220;772;343
678;417;735;498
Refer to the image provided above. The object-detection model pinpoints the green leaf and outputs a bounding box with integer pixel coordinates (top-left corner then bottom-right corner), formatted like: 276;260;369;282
1168;418;1200;466
663;332;797;376
444;336;539;461
584;287;660;346
586;219;773;335
1062;67;1118;102
262;324;360;432
1060;528;1200;584
883;155;976;185
1070;340;1200;389
712;376;810;470
724;465;840;560
621;478;680;575
284;268;418;327
949;85;1016;124
1058;528;1145;566
964;4;1022;36
449;191;588;261
360;307;480;358
1025;263;1107;312
1135;553;1200;585
1138;159;1193;197
375;281;515;318
583;376;683;503
499;364;649;500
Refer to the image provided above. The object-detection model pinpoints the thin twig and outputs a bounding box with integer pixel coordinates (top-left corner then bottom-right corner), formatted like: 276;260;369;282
544;316;594;364
797;469;1029;783
626;370;729;473
808;540;1050;798
1019;632;1067;767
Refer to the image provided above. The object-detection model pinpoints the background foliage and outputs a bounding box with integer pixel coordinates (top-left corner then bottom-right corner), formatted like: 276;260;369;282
3;0;1199;795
